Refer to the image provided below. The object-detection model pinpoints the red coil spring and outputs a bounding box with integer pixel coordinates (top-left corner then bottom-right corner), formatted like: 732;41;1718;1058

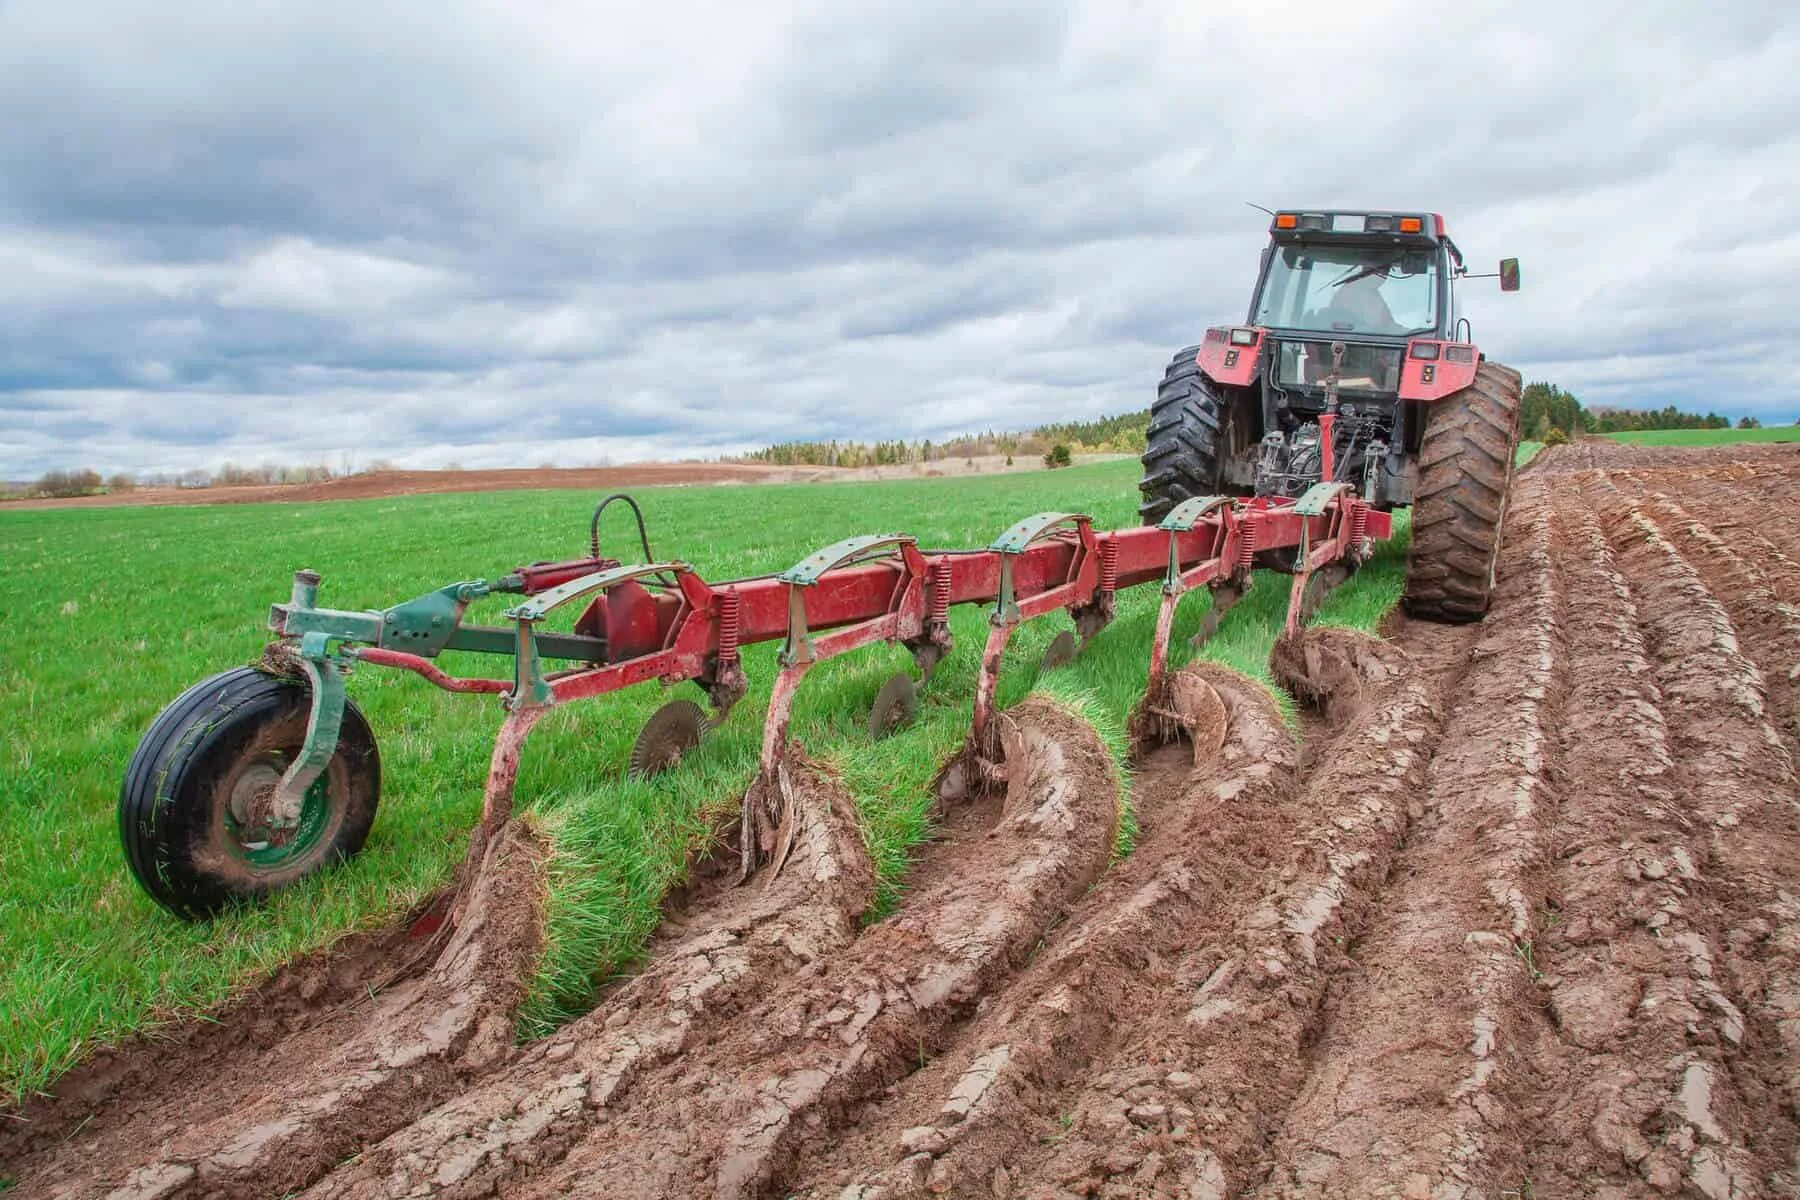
718;589;741;661
1236;517;1257;570
930;560;951;622
1099;538;1118;592
1348;503;1368;549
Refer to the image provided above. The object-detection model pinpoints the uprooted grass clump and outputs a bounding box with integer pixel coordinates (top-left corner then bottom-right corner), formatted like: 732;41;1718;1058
0;459;1410;1097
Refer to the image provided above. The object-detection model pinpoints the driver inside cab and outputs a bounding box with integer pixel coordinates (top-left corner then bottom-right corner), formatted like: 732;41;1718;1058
1325;271;1402;335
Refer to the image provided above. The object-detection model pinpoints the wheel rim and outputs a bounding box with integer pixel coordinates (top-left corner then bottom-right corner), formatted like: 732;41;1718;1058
223;754;332;869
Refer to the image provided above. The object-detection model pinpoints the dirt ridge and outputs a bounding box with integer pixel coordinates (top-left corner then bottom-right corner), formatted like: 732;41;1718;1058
312;751;877;1199
7;823;547;1200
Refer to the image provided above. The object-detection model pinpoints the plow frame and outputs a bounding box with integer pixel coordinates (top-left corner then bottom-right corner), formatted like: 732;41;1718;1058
254;491;1390;848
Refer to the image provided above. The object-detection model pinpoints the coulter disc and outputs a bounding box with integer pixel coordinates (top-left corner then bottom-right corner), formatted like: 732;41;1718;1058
868;672;919;741
629;699;707;779
1041;630;1079;671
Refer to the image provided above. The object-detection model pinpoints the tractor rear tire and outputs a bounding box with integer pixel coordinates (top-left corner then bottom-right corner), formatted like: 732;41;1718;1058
1138;346;1224;523
1403;361;1523;623
120;666;381;920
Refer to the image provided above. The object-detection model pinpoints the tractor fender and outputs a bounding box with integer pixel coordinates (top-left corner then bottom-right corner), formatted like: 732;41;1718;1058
1195;325;1266;388
1397;337;1481;401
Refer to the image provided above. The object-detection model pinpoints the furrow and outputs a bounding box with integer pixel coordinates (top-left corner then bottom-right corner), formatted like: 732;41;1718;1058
1605;463;1800;593
13;825;546;1200
309;754;876;1200
1614;463;1800;568
1254;476;1561;1199
1521;496;1761;1196
504;699;1119;1200
1589;480;1800;1189
1006;625;1468;1200
785;663;1302;1199
1638;491;1800;742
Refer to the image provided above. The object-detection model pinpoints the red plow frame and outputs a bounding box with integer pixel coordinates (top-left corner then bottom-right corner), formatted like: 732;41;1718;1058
267;481;1388;872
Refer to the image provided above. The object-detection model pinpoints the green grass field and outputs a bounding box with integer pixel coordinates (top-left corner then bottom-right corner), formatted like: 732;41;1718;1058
0;460;1407;1104
1598;424;1798;447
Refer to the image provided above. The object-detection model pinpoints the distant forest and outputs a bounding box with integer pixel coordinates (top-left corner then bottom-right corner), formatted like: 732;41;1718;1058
734;410;1152;469
8;383;1785;500
739;383;1772;470
1520;381;1764;438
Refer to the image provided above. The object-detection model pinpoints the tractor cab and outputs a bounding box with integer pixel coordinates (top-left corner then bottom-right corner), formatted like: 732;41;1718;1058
1250;212;1453;398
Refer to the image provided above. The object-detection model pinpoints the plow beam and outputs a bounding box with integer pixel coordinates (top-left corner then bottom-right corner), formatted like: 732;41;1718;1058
971;512;1098;772
1147;496;1246;695
746;535;929;877
503;560;693;709
1282;482;1367;635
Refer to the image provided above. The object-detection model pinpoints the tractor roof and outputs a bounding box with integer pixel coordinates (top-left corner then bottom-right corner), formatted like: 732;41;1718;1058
1268;210;1447;241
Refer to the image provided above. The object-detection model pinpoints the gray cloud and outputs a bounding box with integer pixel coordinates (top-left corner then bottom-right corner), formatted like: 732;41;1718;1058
1;0;1796;477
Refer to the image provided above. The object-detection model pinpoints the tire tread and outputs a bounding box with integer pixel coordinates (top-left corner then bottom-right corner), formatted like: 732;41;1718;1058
1402;361;1523;622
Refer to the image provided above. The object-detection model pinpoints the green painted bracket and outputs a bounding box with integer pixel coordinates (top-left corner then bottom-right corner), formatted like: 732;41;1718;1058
1161;496;1235;593
268;631;347;829
379;581;490;657
989;512;1089;555
778;588;814;670
775;534;915;666
1293;481;1353;517
989;511;1090;626
272;603;383;644
274;573;489;655
1159;495;1234;532
503;561;688;624
777;533;912;586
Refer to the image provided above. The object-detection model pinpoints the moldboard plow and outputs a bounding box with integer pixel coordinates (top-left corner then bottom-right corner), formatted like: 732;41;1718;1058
120;486;1389;919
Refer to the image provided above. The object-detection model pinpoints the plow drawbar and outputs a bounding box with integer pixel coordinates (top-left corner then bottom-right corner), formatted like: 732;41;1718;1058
120;486;1389;918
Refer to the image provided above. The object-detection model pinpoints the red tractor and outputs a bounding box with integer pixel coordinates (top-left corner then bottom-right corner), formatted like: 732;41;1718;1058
1139;209;1522;621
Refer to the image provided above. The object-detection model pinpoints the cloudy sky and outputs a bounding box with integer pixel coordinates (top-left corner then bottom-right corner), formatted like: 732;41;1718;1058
1;0;1794;477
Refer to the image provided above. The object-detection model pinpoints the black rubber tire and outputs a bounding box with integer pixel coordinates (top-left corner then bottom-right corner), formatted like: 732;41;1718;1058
119;666;381;920
1403;361;1523;623
1138;346;1225;523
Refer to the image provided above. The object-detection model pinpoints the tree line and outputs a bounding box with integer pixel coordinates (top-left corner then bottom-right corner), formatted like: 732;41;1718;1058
13;385;1788;500
12;461;341;499
736;412;1152;469
1521;382;1770;439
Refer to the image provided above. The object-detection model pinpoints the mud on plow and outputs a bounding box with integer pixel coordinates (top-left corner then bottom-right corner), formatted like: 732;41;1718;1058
121;486;1389;920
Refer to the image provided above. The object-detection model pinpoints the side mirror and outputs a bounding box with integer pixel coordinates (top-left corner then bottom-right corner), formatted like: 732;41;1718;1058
1499;258;1521;292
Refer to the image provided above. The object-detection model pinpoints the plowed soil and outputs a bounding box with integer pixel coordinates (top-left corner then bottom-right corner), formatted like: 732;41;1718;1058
4;439;1797;1199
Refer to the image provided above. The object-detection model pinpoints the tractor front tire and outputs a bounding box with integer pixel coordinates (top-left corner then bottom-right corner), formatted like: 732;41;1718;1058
1138;346;1225;523
120;666;381;920
1403;361;1523;623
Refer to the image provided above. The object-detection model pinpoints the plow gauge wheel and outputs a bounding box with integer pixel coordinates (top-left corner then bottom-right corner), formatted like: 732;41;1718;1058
630;699;708;779
1040;630;1079;672
868;672;919;741
119;667;381;920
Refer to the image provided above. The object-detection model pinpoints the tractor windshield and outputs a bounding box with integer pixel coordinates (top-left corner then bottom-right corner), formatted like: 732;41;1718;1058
1253;244;1438;337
